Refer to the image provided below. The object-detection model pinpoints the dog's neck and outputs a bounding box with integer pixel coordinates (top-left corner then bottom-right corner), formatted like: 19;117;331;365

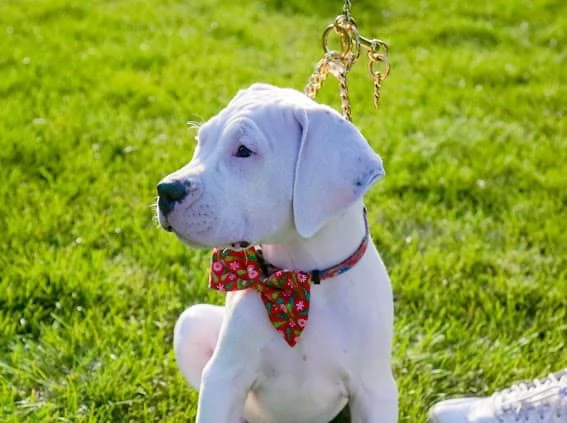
260;202;367;273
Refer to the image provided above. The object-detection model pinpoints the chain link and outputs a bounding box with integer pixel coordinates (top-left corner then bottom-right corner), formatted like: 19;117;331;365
304;53;332;101
304;0;390;121
342;0;352;21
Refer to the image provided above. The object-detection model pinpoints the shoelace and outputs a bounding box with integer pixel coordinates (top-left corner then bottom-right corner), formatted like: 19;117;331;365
495;370;567;422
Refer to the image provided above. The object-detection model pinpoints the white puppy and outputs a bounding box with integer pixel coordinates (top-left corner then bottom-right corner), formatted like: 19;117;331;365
156;83;397;423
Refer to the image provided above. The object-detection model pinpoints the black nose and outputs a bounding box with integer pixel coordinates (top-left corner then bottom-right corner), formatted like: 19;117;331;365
157;180;188;215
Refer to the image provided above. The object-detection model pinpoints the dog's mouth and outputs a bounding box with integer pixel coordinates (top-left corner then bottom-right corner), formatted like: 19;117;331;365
230;241;251;249
156;210;174;232
157;208;252;250
178;237;251;251
163;223;252;250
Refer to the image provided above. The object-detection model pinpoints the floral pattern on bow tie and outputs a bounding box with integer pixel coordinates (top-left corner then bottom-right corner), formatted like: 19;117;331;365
209;247;311;347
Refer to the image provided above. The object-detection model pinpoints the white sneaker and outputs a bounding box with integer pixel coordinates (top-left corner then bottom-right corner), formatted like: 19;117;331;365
428;369;567;423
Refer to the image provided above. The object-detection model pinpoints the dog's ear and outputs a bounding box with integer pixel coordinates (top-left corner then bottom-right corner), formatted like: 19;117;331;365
292;105;385;238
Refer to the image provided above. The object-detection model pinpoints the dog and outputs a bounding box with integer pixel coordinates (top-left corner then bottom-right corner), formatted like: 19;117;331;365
156;83;397;423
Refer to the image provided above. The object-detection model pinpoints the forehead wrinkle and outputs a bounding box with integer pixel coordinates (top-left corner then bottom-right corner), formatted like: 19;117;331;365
196;118;219;146
201;86;311;150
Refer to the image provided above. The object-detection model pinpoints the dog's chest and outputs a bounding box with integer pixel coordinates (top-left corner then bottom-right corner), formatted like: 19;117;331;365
224;252;392;422
227;286;356;422
246;339;349;423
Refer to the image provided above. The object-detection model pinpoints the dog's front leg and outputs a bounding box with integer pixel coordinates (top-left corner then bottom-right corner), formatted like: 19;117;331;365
349;373;398;423
196;293;263;423
196;357;254;423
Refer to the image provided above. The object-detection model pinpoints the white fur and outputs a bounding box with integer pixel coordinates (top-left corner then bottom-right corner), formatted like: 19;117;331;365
158;83;397;422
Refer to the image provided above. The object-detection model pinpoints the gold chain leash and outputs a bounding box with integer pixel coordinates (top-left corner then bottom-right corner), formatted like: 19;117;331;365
304;0;391;121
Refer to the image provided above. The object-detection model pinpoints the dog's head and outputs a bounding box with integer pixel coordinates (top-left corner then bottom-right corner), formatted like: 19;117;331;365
156;83;384;248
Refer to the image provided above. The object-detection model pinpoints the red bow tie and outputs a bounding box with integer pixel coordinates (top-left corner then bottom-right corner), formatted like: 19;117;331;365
210;247;311;346
209;212;370;347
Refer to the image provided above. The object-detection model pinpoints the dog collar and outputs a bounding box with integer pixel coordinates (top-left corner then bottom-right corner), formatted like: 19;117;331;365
208;210;369;346
257;209;369;284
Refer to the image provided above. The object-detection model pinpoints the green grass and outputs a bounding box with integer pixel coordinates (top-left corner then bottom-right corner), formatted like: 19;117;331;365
1;0;565;421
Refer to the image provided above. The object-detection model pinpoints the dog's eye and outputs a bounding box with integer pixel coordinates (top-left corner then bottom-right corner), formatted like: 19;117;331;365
235;144;253;158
